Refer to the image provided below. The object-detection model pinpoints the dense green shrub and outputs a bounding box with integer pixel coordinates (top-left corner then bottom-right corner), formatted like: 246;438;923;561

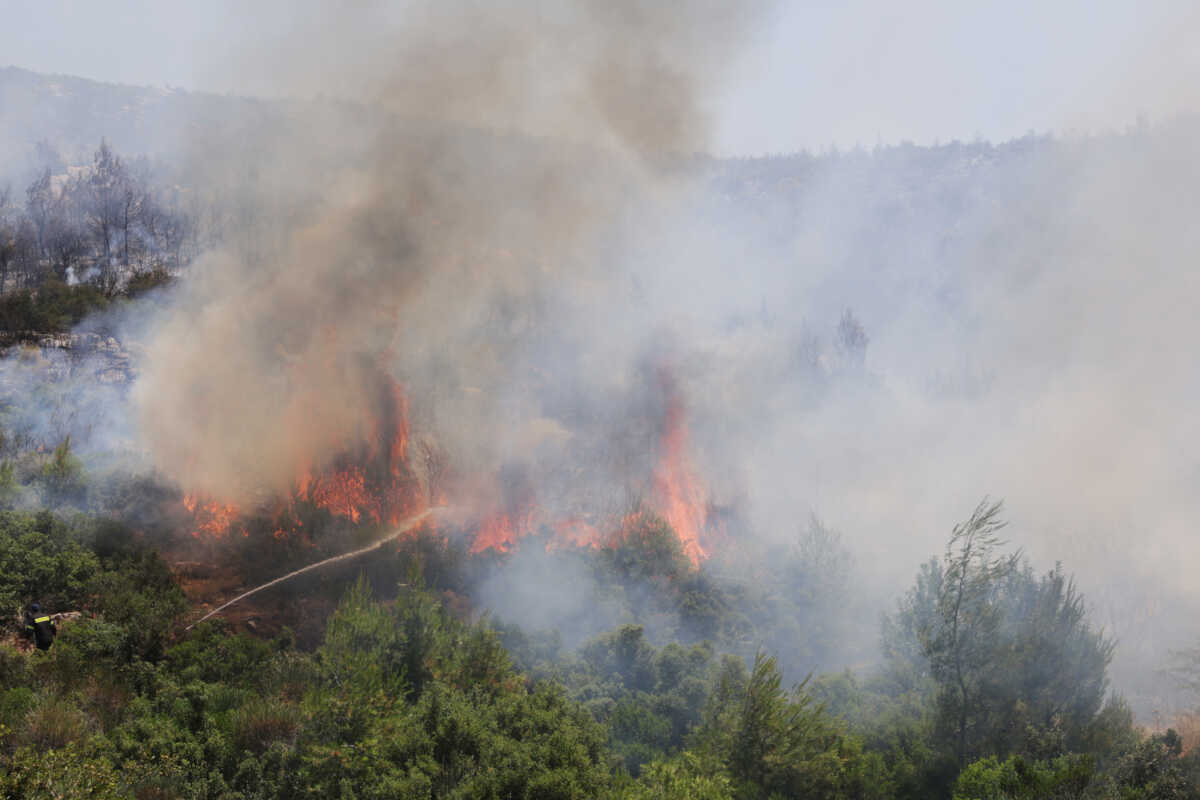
953;753;1095;799
0;281;109;335
39;437;86;506
0;743;126;800
621;751;736;799
124;267;174;298
87;547;188;662
0;510;98;625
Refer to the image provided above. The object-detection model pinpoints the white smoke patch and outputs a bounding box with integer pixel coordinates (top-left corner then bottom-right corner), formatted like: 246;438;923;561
655;128;1200;713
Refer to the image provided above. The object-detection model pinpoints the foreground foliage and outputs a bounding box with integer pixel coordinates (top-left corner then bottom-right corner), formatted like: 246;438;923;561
0;506;1197;799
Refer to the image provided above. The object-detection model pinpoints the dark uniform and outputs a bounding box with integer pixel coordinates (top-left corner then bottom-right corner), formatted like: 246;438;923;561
24;604;56;650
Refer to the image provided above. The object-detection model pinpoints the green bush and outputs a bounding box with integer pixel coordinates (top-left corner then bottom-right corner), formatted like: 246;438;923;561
0;643;32;688
0;743;126;800
0;281;109;335
0;497;1183;800
46;618;130;688
87;547;188;662
0;686;36;747
0;461;18;509
124;267;173;299
166;622;276;684
40;437;86;506
621;751;736;799
953;753;1097;799
0;510;99;627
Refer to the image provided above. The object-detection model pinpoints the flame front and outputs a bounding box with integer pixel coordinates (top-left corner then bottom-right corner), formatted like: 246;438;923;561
649;394;708;565
470;511;534;554
182;370;719;567
184;375;421;539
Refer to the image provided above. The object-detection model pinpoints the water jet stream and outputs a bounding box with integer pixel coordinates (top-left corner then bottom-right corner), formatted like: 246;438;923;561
185;507;449;630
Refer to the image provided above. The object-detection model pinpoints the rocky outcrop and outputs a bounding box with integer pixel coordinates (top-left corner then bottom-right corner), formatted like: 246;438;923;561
0;331;139;385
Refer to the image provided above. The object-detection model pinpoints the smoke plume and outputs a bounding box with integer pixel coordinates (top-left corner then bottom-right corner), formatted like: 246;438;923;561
133;0;772;505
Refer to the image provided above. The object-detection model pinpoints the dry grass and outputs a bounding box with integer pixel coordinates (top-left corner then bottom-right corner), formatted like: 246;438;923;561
231;697;301;755
82;673;132;731
19;698;93;750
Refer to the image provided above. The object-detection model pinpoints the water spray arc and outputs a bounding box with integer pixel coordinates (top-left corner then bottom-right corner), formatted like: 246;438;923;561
185;507;448;630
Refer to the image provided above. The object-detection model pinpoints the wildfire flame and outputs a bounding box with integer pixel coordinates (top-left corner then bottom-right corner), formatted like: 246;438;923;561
456;379;713;563
470;511;536;554
293;379;418;527
551;517;603;551
649;392;708;565
182;375;421;539
182;493;239;539
182;372;717;566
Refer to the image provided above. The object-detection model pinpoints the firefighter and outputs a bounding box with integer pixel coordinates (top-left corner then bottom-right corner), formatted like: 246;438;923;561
23;603;56;651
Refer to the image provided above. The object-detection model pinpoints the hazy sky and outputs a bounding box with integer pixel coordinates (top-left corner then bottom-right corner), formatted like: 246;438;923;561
3;0;1198;154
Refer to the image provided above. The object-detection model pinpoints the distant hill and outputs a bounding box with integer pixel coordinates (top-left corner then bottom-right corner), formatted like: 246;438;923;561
0;66;284;184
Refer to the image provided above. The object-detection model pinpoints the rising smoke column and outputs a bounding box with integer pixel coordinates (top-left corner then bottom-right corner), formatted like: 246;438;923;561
133;1;774;506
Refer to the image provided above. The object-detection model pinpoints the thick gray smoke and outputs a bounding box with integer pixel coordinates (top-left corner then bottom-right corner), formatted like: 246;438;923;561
663;129;1200;711
132;0;773;504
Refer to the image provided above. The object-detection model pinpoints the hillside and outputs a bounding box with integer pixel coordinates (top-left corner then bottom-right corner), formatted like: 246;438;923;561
2;64;1199;799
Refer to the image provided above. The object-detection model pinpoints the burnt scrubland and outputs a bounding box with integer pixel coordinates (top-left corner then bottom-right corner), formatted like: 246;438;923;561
2;43;1200;800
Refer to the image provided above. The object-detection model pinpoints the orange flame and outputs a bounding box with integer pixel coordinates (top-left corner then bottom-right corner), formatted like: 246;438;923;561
182;493;239;539
182;367;719;568
184;376;422;540
462;379;713;563
648;391;708;565
303;467;372;523
551;517;603;551
470;512;526;554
